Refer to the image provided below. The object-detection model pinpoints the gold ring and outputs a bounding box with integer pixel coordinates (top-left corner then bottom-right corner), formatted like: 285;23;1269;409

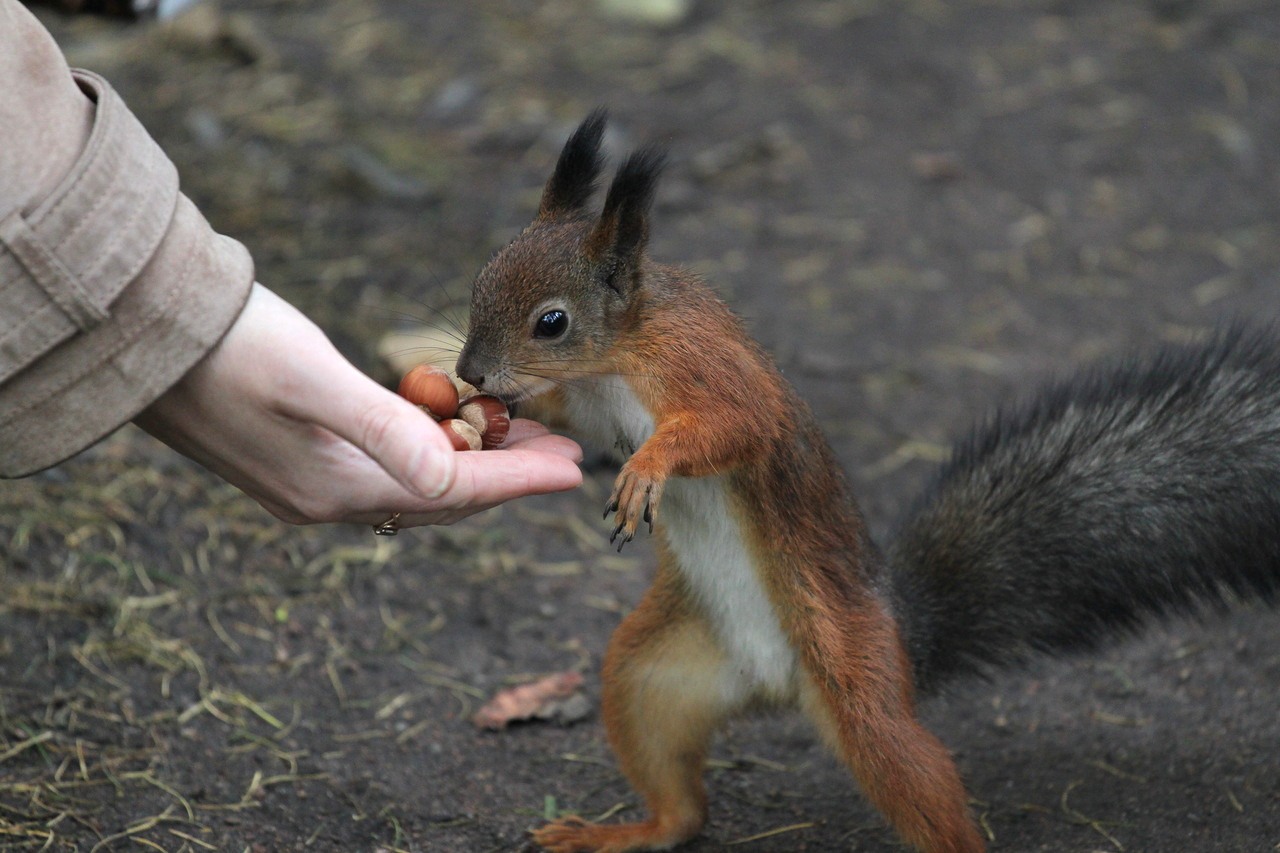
373;513;402;536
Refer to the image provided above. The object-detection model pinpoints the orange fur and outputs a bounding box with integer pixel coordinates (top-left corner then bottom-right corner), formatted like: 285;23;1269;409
458;118;984;853
793;604;984;853
533;562;733;853
531;300;984;852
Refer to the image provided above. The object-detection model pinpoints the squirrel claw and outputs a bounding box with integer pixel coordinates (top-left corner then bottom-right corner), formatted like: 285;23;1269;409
605;465;664;551
610;522;634;552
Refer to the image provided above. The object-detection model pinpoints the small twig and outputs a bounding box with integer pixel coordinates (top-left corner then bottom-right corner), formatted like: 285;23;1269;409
1060;780;1125;851
726;822;816;846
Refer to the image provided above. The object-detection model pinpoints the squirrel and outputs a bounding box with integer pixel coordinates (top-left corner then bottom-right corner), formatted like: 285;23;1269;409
454;111;1280;853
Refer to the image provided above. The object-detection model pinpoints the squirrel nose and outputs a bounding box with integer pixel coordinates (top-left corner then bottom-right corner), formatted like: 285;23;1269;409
455;352;486;389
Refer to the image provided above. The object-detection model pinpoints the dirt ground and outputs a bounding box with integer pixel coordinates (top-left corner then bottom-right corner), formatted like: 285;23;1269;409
3;0;1279;850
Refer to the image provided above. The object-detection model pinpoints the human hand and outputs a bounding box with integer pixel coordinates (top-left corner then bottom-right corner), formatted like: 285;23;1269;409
134;284;583;527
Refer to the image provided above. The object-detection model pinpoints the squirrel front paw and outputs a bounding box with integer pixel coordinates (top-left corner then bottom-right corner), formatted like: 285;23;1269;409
605;464;664;551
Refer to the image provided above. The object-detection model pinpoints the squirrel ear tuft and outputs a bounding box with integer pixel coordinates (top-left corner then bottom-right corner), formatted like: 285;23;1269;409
585;144;667;293
538;109;609;219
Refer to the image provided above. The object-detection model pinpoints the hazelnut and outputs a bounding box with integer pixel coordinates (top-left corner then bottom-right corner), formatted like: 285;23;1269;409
457;394;511;449
397;365;459;419
440;418;483;451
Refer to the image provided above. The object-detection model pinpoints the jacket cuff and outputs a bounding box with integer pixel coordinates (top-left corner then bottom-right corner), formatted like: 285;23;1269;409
0;70;254;477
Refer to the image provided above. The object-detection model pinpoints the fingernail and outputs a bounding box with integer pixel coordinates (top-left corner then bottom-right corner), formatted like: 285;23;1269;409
547;438;585;463
412;444;457;500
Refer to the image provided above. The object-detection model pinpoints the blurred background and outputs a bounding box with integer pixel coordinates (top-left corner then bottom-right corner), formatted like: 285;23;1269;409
3;1;1278;850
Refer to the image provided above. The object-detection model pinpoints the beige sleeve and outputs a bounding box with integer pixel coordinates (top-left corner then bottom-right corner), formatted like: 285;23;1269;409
0;0;254;477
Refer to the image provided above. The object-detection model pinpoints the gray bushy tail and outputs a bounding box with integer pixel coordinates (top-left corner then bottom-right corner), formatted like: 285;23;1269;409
889;325;1280;694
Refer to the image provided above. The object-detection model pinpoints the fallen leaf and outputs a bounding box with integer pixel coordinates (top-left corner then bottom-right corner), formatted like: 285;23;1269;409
472;672;587;731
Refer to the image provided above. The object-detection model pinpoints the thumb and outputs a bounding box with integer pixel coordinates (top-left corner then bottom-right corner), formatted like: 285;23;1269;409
289;350;459;500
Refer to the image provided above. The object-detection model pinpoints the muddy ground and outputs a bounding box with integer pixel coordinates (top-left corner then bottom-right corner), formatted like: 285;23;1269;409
3;0;1279;850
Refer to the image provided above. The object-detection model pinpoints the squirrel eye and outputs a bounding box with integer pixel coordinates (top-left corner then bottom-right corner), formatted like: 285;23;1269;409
534;309;569;339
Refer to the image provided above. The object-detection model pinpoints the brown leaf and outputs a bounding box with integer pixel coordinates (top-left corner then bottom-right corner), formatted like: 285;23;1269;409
471;672;586;731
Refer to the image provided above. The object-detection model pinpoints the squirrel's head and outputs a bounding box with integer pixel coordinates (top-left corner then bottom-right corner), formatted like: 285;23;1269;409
456;110;665;404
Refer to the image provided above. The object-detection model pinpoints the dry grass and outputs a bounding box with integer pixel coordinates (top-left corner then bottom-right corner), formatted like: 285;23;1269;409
6;0;1280;849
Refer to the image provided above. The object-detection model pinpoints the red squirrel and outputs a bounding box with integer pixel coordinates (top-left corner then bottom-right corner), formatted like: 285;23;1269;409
455;111;1280;853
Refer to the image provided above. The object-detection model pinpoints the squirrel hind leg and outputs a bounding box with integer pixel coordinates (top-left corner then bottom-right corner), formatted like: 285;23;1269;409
532;569;751;852
796;610;985;853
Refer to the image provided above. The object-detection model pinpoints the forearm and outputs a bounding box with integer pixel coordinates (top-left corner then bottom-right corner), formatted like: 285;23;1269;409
634;410;761;479
0;0;254;476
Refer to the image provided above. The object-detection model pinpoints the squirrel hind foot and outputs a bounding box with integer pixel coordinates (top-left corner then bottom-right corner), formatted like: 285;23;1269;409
531;816;697;853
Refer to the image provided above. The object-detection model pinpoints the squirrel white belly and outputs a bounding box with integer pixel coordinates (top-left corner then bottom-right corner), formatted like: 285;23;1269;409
568;372;797;696
661;475;798;696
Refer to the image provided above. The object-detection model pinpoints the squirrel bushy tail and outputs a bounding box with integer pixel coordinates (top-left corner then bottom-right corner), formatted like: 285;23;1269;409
890;325;1280;694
